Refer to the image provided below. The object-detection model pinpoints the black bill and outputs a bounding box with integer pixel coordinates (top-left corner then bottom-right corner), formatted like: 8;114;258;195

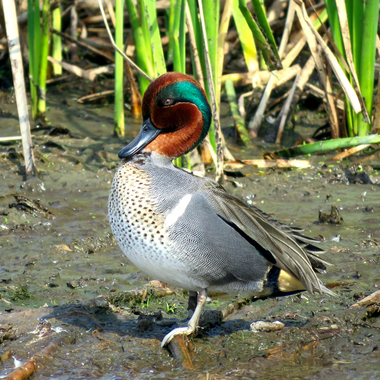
118;118;161;159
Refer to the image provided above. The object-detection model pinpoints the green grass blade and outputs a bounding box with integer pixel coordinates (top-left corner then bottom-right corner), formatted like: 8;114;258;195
167;0;176;62
125;0;153;93
51;4;62;76
232;0;258;73
216;0;233;104
201;0;219;84
178;0;186;73
357;0;380;136
139;0;155;77
37;0;50;116
324;0;344;55
250;0;280;63
187;0;206;81
144;0;166;76
273;135;380;158
114;0;125;136
27;0;40;119
225;79;253;148
171;0;186;72
238;0;281;70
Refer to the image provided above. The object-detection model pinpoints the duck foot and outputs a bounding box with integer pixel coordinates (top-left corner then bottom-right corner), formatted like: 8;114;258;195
161;289;207;347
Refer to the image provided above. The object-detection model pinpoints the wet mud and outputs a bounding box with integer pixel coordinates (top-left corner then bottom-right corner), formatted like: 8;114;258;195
1;88;380;379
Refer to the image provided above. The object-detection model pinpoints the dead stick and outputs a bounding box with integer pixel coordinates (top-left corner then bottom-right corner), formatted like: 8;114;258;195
50;28;115;62
275;55;316;143
1;335;72;380
2;0;36;178
167;335;194;370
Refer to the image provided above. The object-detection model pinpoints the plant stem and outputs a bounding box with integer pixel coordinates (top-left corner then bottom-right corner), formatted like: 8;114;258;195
51;4;62;75
37;0;50;117
114;0;125;136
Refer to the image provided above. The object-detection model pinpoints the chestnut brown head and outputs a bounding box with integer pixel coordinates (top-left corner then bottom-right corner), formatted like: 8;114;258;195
119;73;211;159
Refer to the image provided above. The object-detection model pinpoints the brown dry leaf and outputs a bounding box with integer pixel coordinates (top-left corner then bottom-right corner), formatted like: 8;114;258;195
225;159;310;168
54;244;72;252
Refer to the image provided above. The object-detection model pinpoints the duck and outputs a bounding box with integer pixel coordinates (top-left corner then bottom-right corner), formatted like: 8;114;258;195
108;72;333;347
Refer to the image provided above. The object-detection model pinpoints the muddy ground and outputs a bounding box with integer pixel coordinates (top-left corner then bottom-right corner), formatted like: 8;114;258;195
0;84;380;379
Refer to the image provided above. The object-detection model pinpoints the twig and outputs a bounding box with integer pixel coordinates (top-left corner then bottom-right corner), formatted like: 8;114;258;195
2;0;36;178
350;289;380;308
248;74;275;138
50;28;115;62
221;64;300;87
97;0;152;82
275;55;316;143
292;2;340;138
167;335;194;370
278;0;295;59
69;0;79;61
77;90;115;103
225;159;311;168
47;56;114;81
0;333;72;380
331;144;370;160
0;136;23;142
104;0;116;27
275;72;300;143
305;83;344;110
247;1;296;137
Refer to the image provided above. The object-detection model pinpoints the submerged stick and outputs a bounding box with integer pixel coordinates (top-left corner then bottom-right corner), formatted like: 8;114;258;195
0;333;72;380
167;335;194;370
2;0;36;177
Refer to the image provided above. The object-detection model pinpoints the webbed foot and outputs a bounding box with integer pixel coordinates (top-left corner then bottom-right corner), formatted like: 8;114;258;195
161;289;207;347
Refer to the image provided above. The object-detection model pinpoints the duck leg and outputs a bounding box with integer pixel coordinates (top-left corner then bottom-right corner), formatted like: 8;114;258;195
161;289;207;347
187;291;198;318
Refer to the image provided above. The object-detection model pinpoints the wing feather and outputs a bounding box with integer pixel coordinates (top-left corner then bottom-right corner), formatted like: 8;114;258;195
200;180;333;295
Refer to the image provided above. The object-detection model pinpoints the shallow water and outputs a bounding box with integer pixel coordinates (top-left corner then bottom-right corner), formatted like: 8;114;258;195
0;86;380;379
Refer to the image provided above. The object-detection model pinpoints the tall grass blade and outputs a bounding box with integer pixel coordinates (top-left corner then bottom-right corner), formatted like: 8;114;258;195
272;135;380;158
217;0;233;104
225;79;253;148
51;4;62;76
27;0;41;119
232;0;258;73
171;0;186;72
144;0;166;75
357;0;380;136
37;0;50;116
125;0;153;93
238;0;281;70
114;0;125;136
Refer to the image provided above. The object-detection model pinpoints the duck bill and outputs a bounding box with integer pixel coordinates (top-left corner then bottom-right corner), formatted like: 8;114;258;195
118;118;161;159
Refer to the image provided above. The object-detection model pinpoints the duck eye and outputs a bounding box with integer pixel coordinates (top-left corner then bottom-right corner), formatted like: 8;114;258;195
164;98;173;106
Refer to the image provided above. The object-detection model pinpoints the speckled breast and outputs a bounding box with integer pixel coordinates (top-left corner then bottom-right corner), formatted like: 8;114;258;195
108;161;169;269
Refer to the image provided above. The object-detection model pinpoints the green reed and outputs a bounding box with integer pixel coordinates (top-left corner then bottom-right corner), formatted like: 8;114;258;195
324;0;380;136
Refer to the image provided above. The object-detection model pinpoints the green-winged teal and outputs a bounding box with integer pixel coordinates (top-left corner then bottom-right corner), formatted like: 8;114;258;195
108;72;332;347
